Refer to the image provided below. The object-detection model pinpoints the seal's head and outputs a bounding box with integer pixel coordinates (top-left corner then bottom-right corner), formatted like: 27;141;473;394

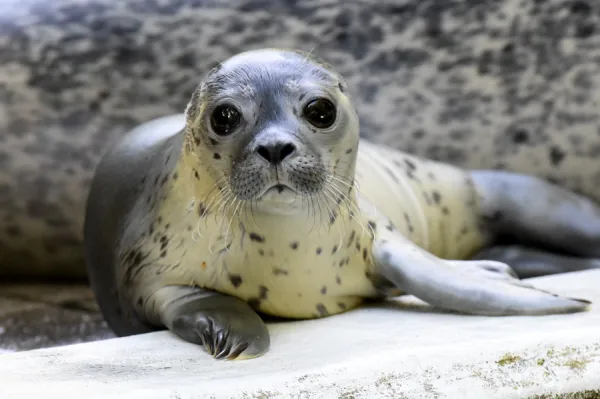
184;48;359;216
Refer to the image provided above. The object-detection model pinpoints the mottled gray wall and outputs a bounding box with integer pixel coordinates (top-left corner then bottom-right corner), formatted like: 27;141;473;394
2;0;600;280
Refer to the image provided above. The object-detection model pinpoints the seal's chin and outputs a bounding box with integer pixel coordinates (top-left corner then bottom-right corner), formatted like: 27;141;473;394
255;183;301;215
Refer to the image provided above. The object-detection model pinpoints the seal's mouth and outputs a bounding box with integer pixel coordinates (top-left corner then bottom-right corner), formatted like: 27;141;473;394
272;184;288;194
256;183;299;204
264;183;295;195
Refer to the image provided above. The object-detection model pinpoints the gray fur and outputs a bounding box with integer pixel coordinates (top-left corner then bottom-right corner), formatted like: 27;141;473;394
84;115;185;336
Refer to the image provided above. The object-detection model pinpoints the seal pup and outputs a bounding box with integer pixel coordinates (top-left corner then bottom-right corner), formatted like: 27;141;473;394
84;49;597;360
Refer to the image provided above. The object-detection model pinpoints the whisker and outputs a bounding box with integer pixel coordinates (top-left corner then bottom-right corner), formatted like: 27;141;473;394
321;187;347;252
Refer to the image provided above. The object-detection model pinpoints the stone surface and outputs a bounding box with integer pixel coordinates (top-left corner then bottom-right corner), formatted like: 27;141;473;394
4;0;600;280
1;271;599;398
0;284;115;352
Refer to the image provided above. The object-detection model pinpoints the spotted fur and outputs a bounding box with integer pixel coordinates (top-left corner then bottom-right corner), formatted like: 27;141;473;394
96;49;492;325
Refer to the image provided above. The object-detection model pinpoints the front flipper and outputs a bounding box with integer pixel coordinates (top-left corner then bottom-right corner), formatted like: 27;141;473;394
472;245;600;279
372;236;591;316
149;286;270;360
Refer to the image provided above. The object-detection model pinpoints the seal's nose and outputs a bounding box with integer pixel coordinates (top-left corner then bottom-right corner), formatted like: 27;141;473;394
256;142;296;165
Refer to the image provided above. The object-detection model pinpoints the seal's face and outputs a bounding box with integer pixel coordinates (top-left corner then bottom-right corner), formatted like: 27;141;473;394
186;49;360;216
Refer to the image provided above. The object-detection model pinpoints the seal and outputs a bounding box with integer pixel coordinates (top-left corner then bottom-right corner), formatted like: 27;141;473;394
84;48;597;360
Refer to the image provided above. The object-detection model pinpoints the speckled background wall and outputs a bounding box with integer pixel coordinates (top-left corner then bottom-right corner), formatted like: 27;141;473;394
2;0;600;280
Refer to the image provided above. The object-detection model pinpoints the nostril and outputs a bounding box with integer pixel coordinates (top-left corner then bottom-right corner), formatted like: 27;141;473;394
279;143;296;161
257;146;272;163
256;142;296;164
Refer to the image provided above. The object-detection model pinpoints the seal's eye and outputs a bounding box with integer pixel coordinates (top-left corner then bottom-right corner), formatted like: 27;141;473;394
303;98;336;129
210;104;241;136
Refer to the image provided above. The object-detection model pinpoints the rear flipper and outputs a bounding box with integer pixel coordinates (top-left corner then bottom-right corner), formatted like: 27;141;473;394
372;234;591;316
470;170;600;258
471;245;600;279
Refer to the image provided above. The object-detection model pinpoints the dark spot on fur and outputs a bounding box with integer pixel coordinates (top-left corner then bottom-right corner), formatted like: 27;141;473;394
368;221;377;232
384;166;399;183
316;303;328;317
363;248;368;261
336;276;341;285
213;153;221;160
432;191;441;205
160;174;169;187
329;211;338;225
198;202;207;217
320;286;327;295
346;148;353;154
422;192;432;206
404;158;417;171
229;274;243;288
337;302;347;310
385;223;394;232
209;138;218;146
172;172;178;180
159;236;169;250
160;236;169;251
347;230;356;247
442;207;449;215
194;170;200;180
290;241;299;250
259;285;268;299
249;233;265;243
273;267;288;276
137;297;143;307
332;245;338;254
316;247;322;255
258;249;265;256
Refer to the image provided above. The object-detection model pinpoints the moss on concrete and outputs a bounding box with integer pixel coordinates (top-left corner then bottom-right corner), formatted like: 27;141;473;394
496;353;522;366
527;390;600;399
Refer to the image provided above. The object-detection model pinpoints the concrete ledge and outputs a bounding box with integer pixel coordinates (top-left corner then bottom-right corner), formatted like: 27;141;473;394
1;271;600;399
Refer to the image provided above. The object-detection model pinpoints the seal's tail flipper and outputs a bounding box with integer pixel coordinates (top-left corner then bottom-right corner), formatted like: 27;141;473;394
470;170;600;259
372;239;591;316
471;245;600;279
